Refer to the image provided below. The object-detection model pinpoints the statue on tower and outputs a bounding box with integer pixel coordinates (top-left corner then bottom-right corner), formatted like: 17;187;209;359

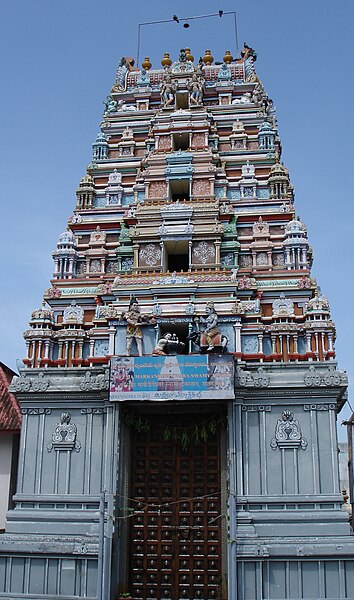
104;95;117;113
153;332;185;356
188;302;228;352
199;301;221;351
120;297;153;357
160;73;176;107
188;72;204;105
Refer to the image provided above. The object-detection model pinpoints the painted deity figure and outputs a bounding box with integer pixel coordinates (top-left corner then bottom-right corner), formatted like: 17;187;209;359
198;302;221;351
188;73;204;105
153;332;185;356
104;95;117;113
120;297;151;357
153;333;173;356
160;74;176;107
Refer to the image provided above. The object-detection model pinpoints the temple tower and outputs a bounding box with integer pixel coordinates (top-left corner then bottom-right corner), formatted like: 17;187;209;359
0;45;353;600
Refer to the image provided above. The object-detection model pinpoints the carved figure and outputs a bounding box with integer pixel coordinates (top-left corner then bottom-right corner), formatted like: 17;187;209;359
188;302;228;352
153;332;185;356
120;297;153;356
116;100;137;112
179;48;187;62
232;93;252;104
160;74;176;107
252;82;264;104
104;95;117;113
153;333;172;356
188;73;204;105
199;303;221;351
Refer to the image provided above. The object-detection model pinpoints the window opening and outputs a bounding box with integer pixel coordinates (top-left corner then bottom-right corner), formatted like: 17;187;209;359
175;91;189;109
173;132;189;151
169;179;190;202
164;240;189;273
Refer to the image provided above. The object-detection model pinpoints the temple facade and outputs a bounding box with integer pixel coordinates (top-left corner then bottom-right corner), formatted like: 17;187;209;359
0;46;353;600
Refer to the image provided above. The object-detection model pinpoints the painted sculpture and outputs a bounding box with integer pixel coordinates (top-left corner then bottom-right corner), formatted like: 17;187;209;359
120;297;153;357
188;302;228;352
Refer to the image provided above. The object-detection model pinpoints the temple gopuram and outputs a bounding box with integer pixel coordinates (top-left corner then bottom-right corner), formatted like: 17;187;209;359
1;45;353;600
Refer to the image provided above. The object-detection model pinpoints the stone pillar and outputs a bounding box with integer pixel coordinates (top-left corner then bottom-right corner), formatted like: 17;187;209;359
214;240;221;267
37;340;42;367
314;332;319;358
328;332;334;352
53;259;60;277
133;244;139;269
108;327;116;355
233;319;242;355
267;251;272;270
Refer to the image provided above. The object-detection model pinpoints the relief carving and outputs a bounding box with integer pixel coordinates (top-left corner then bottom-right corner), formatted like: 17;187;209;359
139;243;162;267
192;179;210;197
13;373;50;393
149;181;167;199
270;411;307;450
304;365;342;387
80;370;110;391
192;241;215;265
47;412;81;452
236;366;270;388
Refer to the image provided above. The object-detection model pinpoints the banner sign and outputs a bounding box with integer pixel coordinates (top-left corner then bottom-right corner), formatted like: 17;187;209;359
109;355;234;401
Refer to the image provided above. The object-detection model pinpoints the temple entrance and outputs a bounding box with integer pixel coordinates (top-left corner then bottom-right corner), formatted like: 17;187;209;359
127;411;225;600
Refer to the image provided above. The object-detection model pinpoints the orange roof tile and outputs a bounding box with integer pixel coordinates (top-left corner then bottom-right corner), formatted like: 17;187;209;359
0;363;21;432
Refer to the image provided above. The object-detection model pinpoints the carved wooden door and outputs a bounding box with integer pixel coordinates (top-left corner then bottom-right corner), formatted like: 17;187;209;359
129;416;222;600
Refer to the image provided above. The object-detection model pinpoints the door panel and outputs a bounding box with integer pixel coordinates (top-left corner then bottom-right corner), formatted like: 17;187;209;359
129;416;222;600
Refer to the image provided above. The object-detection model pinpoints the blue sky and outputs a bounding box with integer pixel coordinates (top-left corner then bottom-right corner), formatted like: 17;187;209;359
0;0;353;436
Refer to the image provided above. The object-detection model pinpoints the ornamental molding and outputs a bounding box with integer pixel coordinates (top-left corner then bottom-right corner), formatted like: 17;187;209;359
185;302;195;315
193;241;215;264
304;365;343;387
13;372;50;393
60;287;99;296
80;371;110;392
63;301;84;324
47;412;81;453
96;282;113;295
236;367;270;388
256;279;299;288
113;271;245;286
241;405;272;412
272;293;294;317
21;408;51;415
236;275;256;290
270;410;307;450
232;299;260;314
139;243;161;267
303;403;336;411
81;407;108;414
100;305;120;320
242;389;342;399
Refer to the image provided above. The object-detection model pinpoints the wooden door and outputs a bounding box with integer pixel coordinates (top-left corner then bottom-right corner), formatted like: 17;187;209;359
129;415;222;600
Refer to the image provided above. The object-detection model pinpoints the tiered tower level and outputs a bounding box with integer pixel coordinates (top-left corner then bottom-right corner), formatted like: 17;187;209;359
1;47;353;600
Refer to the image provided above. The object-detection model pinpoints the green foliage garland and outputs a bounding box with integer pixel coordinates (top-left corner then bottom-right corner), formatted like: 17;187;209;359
123;410;224;451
